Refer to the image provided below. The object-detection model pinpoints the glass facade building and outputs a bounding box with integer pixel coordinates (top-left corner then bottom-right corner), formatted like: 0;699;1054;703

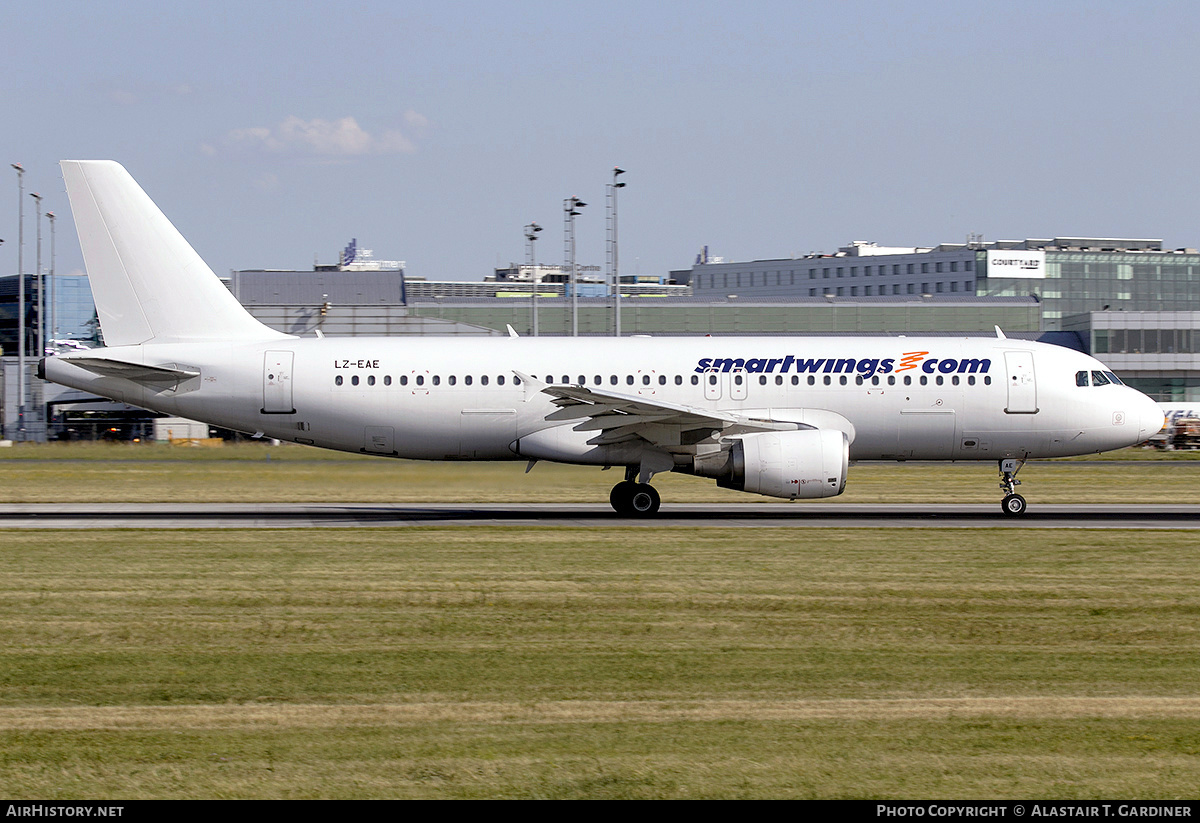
978;249;1200;327
0;273;100;356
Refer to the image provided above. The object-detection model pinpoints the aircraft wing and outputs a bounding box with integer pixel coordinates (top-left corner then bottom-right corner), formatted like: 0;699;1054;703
518;371;796;449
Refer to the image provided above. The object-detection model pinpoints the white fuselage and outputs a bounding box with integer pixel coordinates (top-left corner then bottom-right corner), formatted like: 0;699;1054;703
44;335;1164;465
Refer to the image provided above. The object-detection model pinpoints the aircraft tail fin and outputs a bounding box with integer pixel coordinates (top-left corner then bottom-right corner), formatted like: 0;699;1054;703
60;160;289;346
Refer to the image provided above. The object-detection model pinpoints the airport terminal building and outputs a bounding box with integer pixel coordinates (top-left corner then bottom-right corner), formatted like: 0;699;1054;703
685;237;1200;323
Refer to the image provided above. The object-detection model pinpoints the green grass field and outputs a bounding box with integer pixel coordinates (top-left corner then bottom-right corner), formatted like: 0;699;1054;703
1;440;1199;504
1;445;1199;798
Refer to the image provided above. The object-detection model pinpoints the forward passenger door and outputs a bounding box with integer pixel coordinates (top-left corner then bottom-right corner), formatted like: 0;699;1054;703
1004;351;1038;414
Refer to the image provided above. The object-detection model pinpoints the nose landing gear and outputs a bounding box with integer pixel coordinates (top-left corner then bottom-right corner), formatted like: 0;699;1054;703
999;458;1027;515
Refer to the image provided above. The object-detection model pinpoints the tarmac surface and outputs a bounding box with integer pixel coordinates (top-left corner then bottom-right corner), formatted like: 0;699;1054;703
1;502;1198;529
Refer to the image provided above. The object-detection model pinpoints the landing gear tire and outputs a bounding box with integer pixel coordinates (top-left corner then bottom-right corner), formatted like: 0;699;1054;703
609;481;638;513
1001;493;1027;516
609;481;660;516
628;484;661;516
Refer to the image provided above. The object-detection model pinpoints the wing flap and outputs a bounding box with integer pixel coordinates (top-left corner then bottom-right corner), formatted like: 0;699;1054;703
518;372;814;454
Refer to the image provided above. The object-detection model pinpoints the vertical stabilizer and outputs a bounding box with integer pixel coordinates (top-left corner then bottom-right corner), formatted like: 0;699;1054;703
60;160;288;346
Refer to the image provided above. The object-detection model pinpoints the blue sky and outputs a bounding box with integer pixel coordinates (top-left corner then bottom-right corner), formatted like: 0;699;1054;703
4;0;1200;282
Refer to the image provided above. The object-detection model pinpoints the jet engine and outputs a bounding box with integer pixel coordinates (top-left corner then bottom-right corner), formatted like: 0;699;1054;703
713;429;848;499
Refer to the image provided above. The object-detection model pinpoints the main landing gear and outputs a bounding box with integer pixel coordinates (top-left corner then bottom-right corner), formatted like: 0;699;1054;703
610;468;661;516
999;458;1027;516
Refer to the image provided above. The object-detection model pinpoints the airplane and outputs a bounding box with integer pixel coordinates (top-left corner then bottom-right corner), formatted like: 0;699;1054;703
40;161;1166;516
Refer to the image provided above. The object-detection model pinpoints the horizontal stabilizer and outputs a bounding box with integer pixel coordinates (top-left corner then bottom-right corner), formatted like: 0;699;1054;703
60;356;200;384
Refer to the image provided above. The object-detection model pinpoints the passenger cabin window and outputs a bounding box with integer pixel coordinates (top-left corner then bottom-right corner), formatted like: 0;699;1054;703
481;376;489;386
335;375;343;386
351;375;360;386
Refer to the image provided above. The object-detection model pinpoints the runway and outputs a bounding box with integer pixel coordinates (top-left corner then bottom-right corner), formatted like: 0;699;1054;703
1;502;1198;529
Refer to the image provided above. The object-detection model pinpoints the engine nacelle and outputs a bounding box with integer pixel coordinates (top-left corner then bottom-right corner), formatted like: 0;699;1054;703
719;429;848;499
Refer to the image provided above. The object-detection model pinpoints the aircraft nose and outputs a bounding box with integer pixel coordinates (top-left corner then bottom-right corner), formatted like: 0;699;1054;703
1134;393;1166;441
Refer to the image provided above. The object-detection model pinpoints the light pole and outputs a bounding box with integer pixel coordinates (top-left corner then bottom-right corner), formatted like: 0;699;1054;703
47;211;55;346
524;221;543;336
31;192;42;364
31;192;43;441
564;196;586;336
11;163;24;440
606;167;626;336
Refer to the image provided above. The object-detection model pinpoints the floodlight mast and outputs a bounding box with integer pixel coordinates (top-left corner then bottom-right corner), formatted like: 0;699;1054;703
11;163;24;440
564;197;586;336
524;221;543;336
607;167;626;337
31;192;43;373
47;211;56;345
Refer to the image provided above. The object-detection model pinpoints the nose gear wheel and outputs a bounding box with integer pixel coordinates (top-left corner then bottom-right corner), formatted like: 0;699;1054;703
998;459;1028;516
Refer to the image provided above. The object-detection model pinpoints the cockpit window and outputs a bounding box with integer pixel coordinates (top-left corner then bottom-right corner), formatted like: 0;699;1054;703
1091;370;1110;387
1104;371;1124;385
1076;370;1089;387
